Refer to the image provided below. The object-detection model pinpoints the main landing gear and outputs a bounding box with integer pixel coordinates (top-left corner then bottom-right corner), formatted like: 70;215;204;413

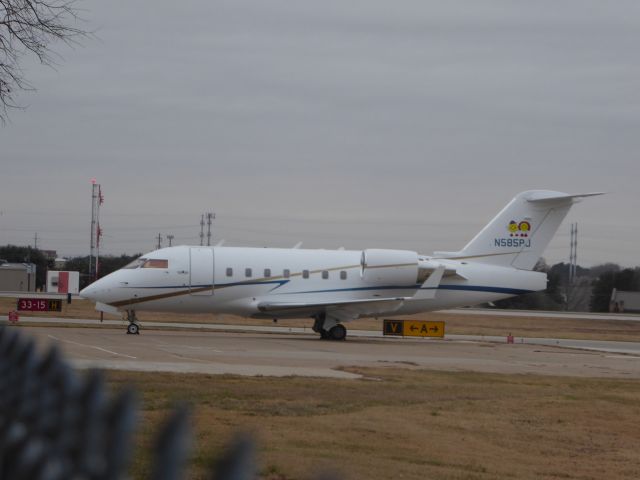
126;310;140;335
313;314;347;341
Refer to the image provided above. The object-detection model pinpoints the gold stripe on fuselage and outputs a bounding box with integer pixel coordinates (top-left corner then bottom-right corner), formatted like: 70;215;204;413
110;263;363;308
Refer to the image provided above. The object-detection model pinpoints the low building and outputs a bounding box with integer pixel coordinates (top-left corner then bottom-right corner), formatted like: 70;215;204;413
0;262;37;292
610;289;640;313
46;271;80;294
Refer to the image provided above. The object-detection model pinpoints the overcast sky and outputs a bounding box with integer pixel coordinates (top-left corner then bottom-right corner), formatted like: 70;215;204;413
1;0;638;267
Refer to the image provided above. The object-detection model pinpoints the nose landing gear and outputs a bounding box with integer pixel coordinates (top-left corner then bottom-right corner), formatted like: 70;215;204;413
126;310;140;334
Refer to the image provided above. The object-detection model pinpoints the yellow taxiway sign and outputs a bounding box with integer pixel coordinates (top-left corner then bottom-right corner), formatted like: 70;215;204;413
383;319;445;338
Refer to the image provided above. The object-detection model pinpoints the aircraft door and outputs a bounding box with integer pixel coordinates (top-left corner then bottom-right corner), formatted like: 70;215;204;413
189;247;214;295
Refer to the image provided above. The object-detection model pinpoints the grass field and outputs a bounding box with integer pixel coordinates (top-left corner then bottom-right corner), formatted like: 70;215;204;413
107;368;640;480
3;297;640;342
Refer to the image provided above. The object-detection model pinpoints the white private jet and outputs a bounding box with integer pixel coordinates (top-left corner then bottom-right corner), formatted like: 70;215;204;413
80;190;602;339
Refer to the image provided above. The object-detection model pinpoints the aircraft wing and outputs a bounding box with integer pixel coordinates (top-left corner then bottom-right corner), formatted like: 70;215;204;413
257;263;454;318
256;297;407;320
413;264;446;299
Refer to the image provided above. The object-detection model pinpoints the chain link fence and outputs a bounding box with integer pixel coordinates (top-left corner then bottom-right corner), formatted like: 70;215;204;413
1;326;332;480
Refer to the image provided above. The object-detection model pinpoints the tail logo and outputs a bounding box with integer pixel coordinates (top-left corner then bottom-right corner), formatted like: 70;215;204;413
494;219;532;248
508;219;531;238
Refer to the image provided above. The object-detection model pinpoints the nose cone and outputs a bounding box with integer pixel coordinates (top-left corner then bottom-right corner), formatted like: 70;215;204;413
80;268;138;307
80;274;121;304
80;283;100;301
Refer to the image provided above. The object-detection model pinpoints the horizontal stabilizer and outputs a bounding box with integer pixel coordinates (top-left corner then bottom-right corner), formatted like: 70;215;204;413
526;191;605;203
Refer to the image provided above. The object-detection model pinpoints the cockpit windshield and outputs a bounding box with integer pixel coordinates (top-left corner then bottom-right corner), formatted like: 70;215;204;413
123;258;169;269
124;257;146;269
142;259;168;268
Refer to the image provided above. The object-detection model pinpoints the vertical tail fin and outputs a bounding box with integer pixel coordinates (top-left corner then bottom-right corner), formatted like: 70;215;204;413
434;190;603;270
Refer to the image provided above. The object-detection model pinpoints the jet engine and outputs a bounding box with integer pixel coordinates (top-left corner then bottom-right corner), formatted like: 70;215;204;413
360;249;420;285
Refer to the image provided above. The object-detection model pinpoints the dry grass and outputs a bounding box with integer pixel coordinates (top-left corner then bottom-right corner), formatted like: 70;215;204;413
3;297;640;342
106;368;640;480
433;312;640;342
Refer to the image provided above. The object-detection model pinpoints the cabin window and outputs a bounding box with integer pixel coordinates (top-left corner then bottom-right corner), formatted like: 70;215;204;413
302;270;309;279
322;271;329;279
283;269;290;278
245;268;252;278
264;268;271;278
142;259;168;269
226;267;233;277
340;271;347;280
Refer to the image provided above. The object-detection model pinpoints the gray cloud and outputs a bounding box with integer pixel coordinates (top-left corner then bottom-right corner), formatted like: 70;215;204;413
1;0;638;265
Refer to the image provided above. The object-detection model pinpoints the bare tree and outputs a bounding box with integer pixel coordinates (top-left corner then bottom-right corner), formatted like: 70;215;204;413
0;0;87;123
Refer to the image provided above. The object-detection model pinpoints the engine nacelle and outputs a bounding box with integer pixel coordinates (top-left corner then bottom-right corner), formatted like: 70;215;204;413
360;249;419;285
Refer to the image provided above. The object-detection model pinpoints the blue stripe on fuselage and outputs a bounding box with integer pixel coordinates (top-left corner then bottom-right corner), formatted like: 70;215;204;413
276;284;533;296
434;284;533;296
128;282;532;297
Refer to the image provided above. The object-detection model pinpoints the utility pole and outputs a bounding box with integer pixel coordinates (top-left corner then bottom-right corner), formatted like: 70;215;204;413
565;222;578;310
199;215;205;246
33;233;38;249
156;233;163;249
569;223;578;285
206;212;215;246
166;235;174;247
89;180;103;282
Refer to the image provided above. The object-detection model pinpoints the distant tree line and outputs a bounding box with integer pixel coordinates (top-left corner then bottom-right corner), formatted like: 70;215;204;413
0;245;53;288
493;259;640;312
589;266;640;312
0;245;139;290
65;254;141;289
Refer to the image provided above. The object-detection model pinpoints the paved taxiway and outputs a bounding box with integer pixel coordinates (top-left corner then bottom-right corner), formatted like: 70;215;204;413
14;325;640;380
8;315;640;355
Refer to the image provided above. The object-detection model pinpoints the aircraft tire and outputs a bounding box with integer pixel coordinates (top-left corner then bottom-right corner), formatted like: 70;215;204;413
127;323;140;335
329;324;347;341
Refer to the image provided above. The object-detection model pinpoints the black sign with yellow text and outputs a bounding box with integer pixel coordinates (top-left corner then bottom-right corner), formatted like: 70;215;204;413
382;319;445;338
